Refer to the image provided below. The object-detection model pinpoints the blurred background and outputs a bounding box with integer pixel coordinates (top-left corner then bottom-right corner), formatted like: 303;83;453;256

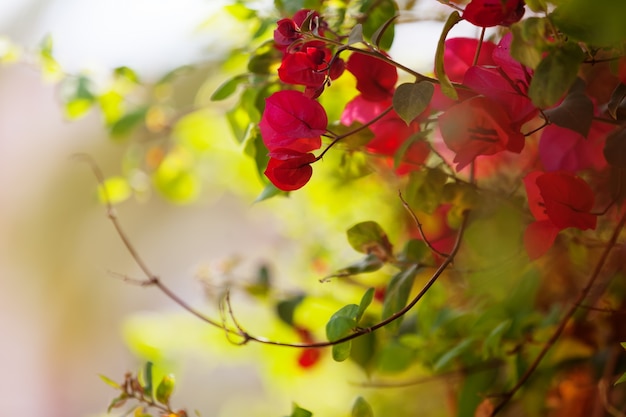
0;1;483;416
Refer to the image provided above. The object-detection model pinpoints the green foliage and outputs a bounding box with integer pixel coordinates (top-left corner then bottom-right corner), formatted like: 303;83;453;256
528;41;585;108
351;397;373;417
435;11;462;100
392;82;434;125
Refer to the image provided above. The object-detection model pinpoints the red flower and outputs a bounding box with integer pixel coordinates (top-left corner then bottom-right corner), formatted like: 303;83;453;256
539;122;612;172
265;149;316;191
341;95;429;172
274;18;301;50
278;46;345;94
346;53;398;102
463;0;525;27
438;96;525;170
294;326;322;369
260;90;327;153
523;171;597;259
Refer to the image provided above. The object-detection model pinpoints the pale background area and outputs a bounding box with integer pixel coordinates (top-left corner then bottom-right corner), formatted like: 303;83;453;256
0;1;481;416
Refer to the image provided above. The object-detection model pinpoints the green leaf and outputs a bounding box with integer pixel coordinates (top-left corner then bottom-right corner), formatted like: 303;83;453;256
392;82;434;125
255;183;287;202
482;320;512;358
109;107;149;138
510;18;547;69
211;74;247;101
382;264;419;332
155;374;175;405
528;42;585;108
248;40;282;74
107;394;128;413
350;326;376;371
276;295;305;326
551;0;626;47
356;288;375;323
97;176;132;205
405;167;448;214
398;239;428;264
525;0;547;12
433;338;474;371
615;372;626;385
370;14;398;50
286;403;313;417
360;0;397;51
347;24;364;46
346;221;393;259
352;397;374;417
435;11;462;101
98;374;121;390
323;254;384;281
376;339;415;373
543;78;593;136
153;152;200;204
326;305;359;361
114;66;140;83
142;361;154;399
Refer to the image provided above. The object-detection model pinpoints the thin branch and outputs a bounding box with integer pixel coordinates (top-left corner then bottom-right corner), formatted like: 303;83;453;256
399;190;449;258
491;209;626;416
316;106;393;160
79;154;469;350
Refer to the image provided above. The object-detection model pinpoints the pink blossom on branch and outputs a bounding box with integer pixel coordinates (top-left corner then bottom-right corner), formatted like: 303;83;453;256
462;0;525;27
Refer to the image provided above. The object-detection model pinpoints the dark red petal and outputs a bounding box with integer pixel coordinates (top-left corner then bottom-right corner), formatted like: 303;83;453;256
463;0;525;27
346;53;398;102
260;90;327;152
536;172;597;230
523;171;549;221
264;150;316;191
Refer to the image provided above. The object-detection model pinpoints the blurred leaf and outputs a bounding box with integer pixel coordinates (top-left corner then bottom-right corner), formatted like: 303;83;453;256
142;361;154;399
153;150;200;204
435;12;462;100
225;2;256;20
211;74;248;101
286;403;313;417
382;264;419;332
99;374;121;390
346;221;393;259
110;107;149;138
528;42;584;108
107;394;128;413
359;0;397;50
510;17;547;69
276;295;305;326
97;176;132;205
543;78;593;136
457;368;498;417
114;66;140;83
156;374;175;405
397;239;428;264
551;0;626;46
357;288;375;323
248;40;282;75
615;372;626;385
38;34;62;81
376;339;415;373
255;183;287;202
323;254;384;281
134;406;153;417
433;338;474;371
525;0;547;12
0;36;21;63
156;65;193;86
405;167;448;214
482;320;512;358
352;397;374;417
392;82;434;125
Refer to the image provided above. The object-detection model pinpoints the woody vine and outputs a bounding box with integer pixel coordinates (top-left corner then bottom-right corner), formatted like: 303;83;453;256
9;0;626;416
